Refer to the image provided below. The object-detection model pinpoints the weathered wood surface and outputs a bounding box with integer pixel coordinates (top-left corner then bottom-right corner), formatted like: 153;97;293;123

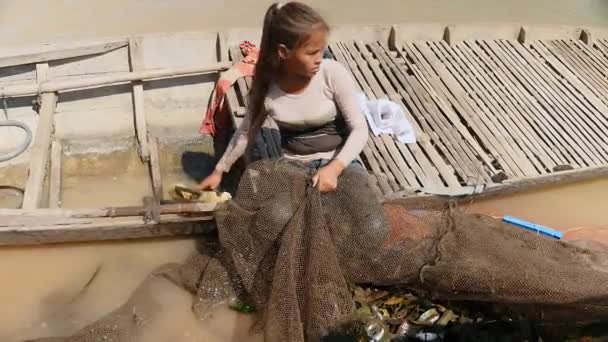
21;76;57;209
48;140;63;209
0;40;128;69
0;202;217;226
128;37;151;161
0;215;214;246
0;62;231;97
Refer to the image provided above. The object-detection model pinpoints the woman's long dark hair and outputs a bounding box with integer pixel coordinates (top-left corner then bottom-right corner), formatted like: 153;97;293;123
246;2;329;152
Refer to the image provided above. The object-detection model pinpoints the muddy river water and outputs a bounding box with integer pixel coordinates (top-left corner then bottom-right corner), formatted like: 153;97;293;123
0;0;608;340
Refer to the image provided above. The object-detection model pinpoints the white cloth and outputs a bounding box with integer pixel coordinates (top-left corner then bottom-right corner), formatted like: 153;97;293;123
356;93;416;144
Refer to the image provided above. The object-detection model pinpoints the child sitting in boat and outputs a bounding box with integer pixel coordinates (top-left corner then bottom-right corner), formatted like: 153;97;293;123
198;1;368;193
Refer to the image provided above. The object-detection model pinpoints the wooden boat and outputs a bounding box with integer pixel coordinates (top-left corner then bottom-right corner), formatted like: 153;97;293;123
1;24;607;246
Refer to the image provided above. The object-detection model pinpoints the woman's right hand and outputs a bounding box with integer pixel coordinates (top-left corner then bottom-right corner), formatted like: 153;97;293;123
198;169;223;190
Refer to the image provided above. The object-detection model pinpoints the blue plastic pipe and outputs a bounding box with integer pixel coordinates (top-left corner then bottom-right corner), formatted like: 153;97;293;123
502;216;563;240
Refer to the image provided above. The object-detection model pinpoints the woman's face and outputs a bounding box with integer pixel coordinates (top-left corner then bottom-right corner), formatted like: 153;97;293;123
280;27;328;79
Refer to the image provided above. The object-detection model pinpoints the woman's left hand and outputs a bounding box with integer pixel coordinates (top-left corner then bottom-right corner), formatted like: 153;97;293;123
312;160;345;193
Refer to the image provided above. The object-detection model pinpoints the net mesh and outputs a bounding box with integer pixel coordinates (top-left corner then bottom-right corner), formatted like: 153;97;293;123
32;159;608;342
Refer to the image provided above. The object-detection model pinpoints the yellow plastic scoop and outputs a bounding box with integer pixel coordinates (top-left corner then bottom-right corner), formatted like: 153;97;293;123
171;184;232;203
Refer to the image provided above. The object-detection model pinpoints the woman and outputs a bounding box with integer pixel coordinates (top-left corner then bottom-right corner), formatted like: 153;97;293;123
198;1;368;193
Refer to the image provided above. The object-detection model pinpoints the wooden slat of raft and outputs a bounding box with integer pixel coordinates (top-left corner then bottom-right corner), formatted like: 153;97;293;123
433;41;541;176
548;43;608;132
367;42;483;186
535;42;608;137
411;42;528;177
446;41;550;174
540;41;608;126
452;41;553;172
547;43;608;154
482;40;585;167
404;43;503;178
464;41;563;169
465;41;566;168
551;40;608;95
351;42;460;187
403;42;520;178
148;135;163;202
49;140;62;209
574;39;608;69
330;42;401;192
394;45;498;183
128;37;151;162
581;40;608;74
397;61;477;181
498;41;598;166
369;44;448;188
520;41;608;163
352;41;426;188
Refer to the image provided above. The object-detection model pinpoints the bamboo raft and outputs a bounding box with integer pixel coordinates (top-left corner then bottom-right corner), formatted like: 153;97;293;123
1;24;607;245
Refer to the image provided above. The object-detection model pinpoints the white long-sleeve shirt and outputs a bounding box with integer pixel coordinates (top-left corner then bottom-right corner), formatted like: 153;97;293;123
216;59;368;172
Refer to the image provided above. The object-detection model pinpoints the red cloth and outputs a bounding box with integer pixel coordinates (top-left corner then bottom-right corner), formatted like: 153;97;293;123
200;41;259;136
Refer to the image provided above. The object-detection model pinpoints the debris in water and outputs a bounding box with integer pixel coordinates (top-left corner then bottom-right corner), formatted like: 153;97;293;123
228;297;255;313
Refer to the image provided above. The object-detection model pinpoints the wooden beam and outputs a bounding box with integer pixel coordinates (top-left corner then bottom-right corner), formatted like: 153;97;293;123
0;62;232;98
48;140;63;208
22;63;57;210
148;135;163;202
0;202;218;226
0;215;215;246
0;39;128;68
385;166;608;202
128;37;150;161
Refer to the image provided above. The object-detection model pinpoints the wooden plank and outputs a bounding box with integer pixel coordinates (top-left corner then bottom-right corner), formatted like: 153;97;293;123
386;43;494;183
533;42;608;150
509;41;605;165
574;40;608;73
1;62;231;98
465;40;567;168
481;40;584;167
543;42;608;155
551;40;608;94
403;42;520;178
0;216;215;246
48;140;62;209
363;145;393;194
353;42;429;187
562;42;608;130
1;201;217;219
364;42;463;189
450;41;552;173
128;37;150;161
22;62;56;210
385;166;608;206
148;135;163;202
433;41;540;176
0;39;128;68
379;134;420;187
466;40;563;169
409;42;526;178
345;42;459;190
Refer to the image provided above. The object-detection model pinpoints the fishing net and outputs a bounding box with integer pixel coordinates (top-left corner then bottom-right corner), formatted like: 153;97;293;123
32;159;608;342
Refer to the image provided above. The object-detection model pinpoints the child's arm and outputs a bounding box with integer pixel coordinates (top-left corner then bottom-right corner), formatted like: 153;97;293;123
215;114;251;173
327;60;369;167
